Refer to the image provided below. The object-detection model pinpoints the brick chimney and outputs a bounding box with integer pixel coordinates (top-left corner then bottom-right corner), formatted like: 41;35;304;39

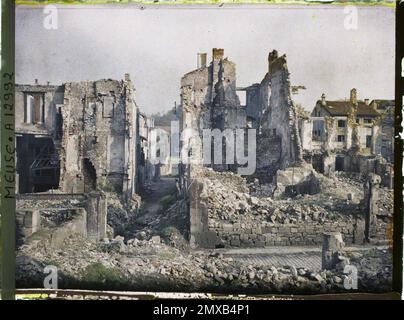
321;93;326;106
212;48;224;60
350;88;357;105
364;98;369;105
124;73;130;81
34;79;38;85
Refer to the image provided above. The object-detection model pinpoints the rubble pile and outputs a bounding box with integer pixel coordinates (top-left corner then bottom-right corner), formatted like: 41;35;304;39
250;180;274;198
203;168;392;224
348;248;392;290
39;208;82;228
200;168;249;193
193;167;392;247
107;192;135;237
202;168;359;224
376;188;393;218
16;233;391;293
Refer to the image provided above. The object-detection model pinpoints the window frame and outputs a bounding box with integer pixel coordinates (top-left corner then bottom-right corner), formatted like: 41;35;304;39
337;120;346;128
337;135;345;143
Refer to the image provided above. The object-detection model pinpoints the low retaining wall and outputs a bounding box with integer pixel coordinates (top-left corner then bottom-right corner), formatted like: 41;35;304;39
209;218;390;248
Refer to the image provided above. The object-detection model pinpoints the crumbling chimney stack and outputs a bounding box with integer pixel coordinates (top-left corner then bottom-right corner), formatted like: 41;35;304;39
364;98;369;106
197;53;207;69
212;48;224;60
34;79;38;85
350;88;357;105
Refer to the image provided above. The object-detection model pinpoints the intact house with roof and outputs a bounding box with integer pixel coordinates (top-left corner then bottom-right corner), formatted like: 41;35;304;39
309;88;380;156
298;89;394;184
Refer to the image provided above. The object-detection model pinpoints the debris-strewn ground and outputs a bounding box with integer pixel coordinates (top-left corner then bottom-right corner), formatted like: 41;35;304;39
201;168;392;225
16;169;393;294
16;233;392;294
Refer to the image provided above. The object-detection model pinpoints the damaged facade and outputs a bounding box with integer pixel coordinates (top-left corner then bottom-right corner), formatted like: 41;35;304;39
309;89;379;154
16;75;138;199
178;49;394;249
299;89;394;189
15;74;156;243
179;48;247;188
59;76;137;200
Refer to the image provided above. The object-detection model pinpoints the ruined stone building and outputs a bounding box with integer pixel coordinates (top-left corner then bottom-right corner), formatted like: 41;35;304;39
15;75;144;243
254;50;304;175
178;48;247;185
178;48;395;187
176;49;394;250
180;50;246;136
15;74;138;201
178;49;307;187
15;81;64;193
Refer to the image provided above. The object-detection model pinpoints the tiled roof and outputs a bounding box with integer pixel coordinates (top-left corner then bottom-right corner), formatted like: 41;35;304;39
317;100;380;117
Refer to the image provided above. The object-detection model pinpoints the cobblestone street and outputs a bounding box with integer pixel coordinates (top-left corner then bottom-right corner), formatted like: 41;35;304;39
214;245;389;271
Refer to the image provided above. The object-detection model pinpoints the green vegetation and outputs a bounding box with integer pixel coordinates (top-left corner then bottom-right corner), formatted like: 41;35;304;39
80;262;127;290
159;194;176;211
100;180;116;193
152;106;179;128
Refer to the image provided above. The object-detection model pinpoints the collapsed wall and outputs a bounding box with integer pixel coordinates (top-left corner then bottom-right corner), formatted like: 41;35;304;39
259;50;304;170
16;192;108;247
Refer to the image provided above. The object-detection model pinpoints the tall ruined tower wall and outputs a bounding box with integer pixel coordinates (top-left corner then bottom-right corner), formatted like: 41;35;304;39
263;52;303;169
59;78;137;200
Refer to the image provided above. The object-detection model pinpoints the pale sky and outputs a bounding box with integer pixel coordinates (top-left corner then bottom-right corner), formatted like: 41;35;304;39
16;4;395;115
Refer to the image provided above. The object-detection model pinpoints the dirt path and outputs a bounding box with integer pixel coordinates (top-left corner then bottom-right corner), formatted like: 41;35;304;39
135;177;177;225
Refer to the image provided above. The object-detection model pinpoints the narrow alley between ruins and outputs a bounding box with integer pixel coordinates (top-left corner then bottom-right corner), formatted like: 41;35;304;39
135;177;177;226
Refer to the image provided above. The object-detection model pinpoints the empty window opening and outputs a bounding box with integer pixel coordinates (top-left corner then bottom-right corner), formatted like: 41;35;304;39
366;135;372;148
83;158;97;191
338;120;346;128
102;97;115;118
24;93;45;124
22;136;60;193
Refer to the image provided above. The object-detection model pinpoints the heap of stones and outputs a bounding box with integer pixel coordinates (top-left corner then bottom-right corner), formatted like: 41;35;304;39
200;168;361;226
16;231;392;293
